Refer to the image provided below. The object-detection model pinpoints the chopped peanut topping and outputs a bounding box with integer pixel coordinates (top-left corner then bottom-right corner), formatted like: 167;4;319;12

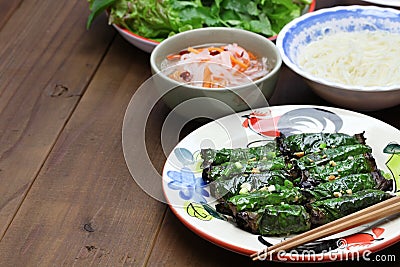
294;151;305;157
333;192;342;198
267;185;276;192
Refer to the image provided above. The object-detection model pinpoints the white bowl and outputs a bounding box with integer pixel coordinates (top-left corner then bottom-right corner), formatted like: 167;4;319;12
150;27;282;119
276;5;400;111
113;24;158;53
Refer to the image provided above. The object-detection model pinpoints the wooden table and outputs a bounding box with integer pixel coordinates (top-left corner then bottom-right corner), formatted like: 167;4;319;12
0;0;398;266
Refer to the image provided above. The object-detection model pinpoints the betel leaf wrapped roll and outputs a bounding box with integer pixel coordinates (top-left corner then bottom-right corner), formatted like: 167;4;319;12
301;153;378;186
308;189;393;226
200;142;278;168
235;204;311;235
297;144;372;168
202;157;288;183
277;132;366;156
303;172;393;201
227;183;304;212
210;171;292;200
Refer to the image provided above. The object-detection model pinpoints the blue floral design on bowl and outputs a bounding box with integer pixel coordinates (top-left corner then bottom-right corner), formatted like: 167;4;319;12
277;6;400;67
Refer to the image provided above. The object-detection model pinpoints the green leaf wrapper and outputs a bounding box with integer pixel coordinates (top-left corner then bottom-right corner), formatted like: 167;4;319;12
298;144;372;168
202;157;289;182
308;189;393;225
201;142;278;168
303;172;392;201
228;185;303;211
302;153;378;186
235;204;311;235
202;132;393;236
210;171;292;200
277;132;366;155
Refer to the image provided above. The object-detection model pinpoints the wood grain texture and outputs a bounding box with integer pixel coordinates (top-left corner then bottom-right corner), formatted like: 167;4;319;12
0;0;398;266
0;0;23;29
0;35;167;266
150;208;400;267
0;0;114;238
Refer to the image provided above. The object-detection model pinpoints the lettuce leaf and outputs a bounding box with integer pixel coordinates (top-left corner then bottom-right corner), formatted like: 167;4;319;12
87;0;312;40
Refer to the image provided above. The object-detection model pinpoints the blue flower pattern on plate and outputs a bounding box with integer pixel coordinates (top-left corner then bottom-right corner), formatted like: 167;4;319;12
167;167;209;203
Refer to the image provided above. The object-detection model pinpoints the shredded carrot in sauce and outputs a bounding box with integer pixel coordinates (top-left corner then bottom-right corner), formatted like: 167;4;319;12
162;43;270;88
202;66;210;88
187;47;200;54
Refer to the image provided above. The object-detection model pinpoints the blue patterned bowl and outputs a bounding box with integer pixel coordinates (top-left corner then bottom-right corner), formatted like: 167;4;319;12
276;5;400;111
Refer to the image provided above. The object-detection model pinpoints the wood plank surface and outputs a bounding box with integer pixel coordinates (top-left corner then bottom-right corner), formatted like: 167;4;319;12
0;0;114;238
0;0;398;266
0;0;24;29
0;34;167;266
147;208;400;267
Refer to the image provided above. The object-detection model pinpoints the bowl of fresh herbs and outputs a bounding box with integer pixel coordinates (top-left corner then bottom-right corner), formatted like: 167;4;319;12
87;0;316;53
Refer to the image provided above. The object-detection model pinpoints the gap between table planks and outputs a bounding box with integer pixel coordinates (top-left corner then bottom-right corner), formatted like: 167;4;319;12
0;0;115;239
0;20;167;267
0;0;399;266
0;0;24;30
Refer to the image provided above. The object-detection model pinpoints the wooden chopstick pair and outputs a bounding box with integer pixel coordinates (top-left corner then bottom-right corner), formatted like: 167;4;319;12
251;196;400;261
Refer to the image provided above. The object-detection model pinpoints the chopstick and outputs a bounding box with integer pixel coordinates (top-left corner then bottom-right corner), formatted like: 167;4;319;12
251;196;400;261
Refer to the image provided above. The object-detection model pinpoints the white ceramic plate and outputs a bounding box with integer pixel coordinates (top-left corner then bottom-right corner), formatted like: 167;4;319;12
361;0;400;6
162;105;400;262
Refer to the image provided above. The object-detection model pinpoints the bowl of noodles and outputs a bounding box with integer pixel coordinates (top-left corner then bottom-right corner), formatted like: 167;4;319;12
150;27;282;119
276;5;400;111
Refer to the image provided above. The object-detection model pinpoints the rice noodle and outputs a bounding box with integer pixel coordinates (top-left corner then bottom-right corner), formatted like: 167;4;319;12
297;31;400;88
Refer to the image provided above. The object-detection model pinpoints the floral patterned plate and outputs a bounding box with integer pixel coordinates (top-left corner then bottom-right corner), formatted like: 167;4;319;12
162;105;400;262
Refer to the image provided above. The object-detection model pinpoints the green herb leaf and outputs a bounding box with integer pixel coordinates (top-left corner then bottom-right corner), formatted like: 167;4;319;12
91;0;312;40
87;0;116;29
